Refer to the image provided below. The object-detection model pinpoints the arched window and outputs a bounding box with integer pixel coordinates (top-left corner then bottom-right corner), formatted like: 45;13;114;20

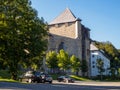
58;42;64;51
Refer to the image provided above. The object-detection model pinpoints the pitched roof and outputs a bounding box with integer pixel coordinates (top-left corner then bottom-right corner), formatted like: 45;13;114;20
90;43;99;51
49;8;78;25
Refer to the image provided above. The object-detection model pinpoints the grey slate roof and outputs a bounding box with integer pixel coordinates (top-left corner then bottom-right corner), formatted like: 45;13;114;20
49;8;78;25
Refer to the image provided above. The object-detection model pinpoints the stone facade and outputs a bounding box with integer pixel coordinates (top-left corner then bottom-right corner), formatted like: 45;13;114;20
48;8;90;76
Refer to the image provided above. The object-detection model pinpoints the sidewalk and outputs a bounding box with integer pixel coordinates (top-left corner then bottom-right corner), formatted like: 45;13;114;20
53;80;120;86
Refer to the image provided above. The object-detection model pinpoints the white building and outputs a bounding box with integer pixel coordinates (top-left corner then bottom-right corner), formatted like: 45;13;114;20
90;43;110;77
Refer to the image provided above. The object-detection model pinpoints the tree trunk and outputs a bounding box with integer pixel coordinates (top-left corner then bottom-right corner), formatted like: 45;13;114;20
82;72;85;77
100;72;103;80
11;72;17;80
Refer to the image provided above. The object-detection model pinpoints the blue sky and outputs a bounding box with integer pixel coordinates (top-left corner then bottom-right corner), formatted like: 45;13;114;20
31;0;120;49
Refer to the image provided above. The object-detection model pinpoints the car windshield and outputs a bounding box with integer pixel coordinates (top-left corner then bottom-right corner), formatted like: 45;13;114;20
46;75;51;77
65;76;70;78
59;76;64;78
34;72;40;76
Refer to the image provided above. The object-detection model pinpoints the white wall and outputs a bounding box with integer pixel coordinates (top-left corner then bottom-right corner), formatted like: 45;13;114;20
90;50;110;77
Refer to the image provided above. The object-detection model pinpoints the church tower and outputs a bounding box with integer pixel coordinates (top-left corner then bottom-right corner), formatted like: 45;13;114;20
48;8;90;76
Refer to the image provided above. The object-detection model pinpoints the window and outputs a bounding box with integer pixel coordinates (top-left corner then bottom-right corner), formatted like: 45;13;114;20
58;42;64;51
92;65;95;68
92;61;95;64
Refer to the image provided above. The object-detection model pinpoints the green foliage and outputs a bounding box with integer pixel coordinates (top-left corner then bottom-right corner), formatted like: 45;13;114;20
96;58;105;80
93;40;120;78
70;55;80;73
46;51;58;68
81;60;88;76
94;41;120;68
51;74;61;80
0;0;48;79
57;49;70;70
0;70;10;79
45;50;81;74
96;58;105;73
110;67;116;77
70;75;91;81
0;70;19;82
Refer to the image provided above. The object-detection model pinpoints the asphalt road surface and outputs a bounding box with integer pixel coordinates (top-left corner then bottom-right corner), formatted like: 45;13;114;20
0;81;120;90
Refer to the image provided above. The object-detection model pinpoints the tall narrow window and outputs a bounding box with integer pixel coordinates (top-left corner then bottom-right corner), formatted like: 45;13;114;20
58;42;64;51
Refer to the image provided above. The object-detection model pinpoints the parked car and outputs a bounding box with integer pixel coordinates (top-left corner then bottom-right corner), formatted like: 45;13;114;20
19;71;52;83
19;70;39;83
32;71;41;83
57;75;74;83
39;73;53;83
44;74;53;83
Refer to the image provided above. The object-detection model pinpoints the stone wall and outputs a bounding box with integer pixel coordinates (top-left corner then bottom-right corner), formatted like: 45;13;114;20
49;22;76;39
48;20;90;76
48;34;82;60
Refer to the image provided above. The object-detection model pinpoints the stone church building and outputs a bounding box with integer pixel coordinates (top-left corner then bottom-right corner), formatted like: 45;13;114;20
48;8;90;76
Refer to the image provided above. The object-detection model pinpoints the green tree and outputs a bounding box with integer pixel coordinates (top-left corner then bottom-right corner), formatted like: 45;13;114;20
93;40;120;79
70;55;80;74
110;67;116;80
0;0;47;79
96;58;105;80
57;50;70;72
81;60;88;76
94;41;120;69
46;51;58;73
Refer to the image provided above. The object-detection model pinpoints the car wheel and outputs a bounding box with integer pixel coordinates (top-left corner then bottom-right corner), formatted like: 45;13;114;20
37;80;40;83
41;80;45;83
49;81;52;84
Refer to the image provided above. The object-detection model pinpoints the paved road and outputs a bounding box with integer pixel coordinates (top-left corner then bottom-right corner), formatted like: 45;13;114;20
0;81;120;90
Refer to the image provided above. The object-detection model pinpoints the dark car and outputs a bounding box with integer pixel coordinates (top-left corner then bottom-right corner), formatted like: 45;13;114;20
19;70;40;83
39;73;52;83
32;71;42;83
57;76;74;83
44;74;53;83
20;71;52;83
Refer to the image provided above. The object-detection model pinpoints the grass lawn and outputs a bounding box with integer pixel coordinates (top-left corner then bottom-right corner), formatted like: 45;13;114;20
0;70;11;79
51;74;120;82
70;75;92;81
0;78;18;82
0;70;19;82
51;74;92;81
